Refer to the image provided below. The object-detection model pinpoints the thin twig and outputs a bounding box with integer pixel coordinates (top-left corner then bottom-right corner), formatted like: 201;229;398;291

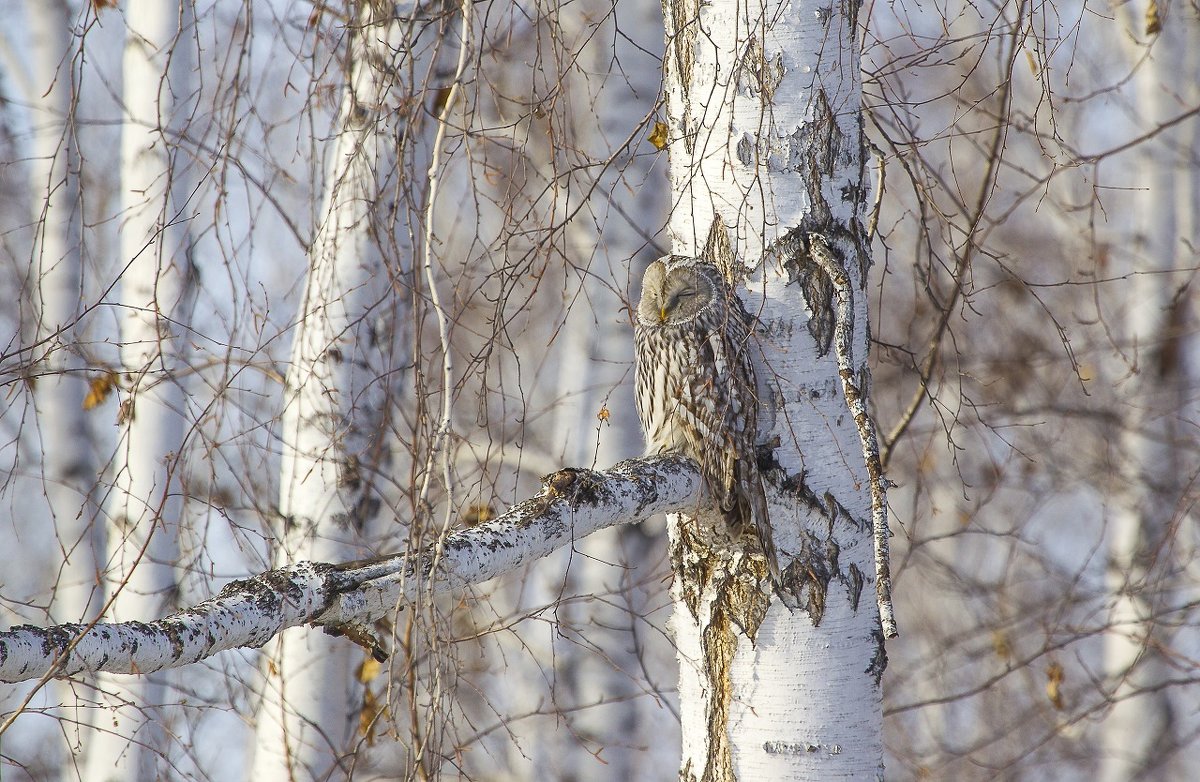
416;0;472;534
879;1;1024;469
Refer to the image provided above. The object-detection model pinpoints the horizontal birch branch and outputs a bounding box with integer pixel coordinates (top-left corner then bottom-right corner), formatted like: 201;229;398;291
0;455;701;684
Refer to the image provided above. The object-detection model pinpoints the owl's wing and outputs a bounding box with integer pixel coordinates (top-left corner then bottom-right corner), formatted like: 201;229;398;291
709;301;780;583
632;325;655;439
676;317;752;510
635;324;690;454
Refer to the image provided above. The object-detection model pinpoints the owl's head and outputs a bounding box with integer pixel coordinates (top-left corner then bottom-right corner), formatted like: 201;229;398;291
637;256;723;327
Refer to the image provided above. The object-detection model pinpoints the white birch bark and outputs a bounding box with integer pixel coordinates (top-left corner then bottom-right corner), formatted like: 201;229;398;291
85;4;190;779
1100;4;1189;778
23;3;101;777
28;0;100;629
251;4;407;777
0;456;701;684
661;0;887;777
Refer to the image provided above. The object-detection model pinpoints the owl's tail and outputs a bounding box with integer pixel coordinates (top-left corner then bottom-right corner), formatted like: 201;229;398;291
731;459;782;591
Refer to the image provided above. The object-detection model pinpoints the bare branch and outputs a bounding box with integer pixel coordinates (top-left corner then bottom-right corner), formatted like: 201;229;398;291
0;456;701;684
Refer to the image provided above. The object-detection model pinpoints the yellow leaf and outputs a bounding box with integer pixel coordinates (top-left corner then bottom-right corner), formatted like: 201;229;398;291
431;85;454;116
649;121;669;150
597;405;610;423
991;630;1012;661
358;656;383;683
83;374;116;411
356;649;387;743
462;503;496;526
1045;661;1065;710
1146;0;1161;35
359;684;382;744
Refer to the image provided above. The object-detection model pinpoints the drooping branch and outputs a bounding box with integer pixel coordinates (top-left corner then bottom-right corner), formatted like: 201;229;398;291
807;233;898;639
0;456;702;685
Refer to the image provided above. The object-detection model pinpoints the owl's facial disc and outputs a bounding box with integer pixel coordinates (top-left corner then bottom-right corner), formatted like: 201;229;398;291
661;285;699;322
660;269;713;324
638;258;714;326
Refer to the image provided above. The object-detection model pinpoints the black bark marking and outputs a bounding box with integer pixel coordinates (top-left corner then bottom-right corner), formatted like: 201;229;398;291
867;624;889;684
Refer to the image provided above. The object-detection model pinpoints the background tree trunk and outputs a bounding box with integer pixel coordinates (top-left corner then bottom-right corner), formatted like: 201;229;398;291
523;0;672;775
251;3;420;776
29;0;99;629
10;0;1200;778
25;2;101;776
1100;4;1194;778
86;2;191;778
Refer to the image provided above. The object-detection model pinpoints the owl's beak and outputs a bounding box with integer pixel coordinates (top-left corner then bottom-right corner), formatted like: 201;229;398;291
659;307;667;323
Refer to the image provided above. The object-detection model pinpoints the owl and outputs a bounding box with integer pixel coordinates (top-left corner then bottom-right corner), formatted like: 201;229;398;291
633;255;780;585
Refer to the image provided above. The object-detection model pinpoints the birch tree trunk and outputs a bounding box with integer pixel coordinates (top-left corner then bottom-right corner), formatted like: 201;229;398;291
85;3;190;779
28;0;100;629
1100;4;1192;778
25;3;101;776
661;0;887;777
251;4;411;777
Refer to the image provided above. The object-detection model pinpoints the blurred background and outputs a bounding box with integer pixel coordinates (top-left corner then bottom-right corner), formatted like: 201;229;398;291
0;0;1196;779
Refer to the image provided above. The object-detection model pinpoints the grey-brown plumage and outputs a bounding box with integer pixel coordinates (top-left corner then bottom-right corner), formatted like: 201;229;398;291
633;255;779;584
